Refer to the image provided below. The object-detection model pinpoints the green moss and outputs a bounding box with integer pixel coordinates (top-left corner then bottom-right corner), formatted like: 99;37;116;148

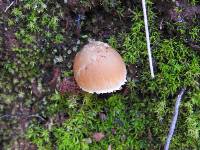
27;94;149;149
26;125;52;150
26;1;200;149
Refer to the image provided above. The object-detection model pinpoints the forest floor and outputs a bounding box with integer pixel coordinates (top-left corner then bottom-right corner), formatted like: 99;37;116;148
0;0;200;149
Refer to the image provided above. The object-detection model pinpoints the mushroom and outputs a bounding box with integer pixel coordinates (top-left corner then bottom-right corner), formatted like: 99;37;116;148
73;41;127;94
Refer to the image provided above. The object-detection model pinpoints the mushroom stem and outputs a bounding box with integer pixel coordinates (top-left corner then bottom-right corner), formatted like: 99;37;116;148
142;0;155;78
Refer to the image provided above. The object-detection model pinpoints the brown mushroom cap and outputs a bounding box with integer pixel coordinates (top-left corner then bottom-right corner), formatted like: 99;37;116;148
73;41;127;94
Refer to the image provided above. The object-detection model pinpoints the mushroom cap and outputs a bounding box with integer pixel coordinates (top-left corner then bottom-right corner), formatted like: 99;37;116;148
73;41;127;94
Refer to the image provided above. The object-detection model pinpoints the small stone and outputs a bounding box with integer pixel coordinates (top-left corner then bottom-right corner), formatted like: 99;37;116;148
77;40;80;45
54;55;63;64
82;138;92;144
72;46;78;52
67;50;72;54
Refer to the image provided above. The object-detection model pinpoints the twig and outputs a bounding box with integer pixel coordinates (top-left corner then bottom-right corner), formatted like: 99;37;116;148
4;1;15;12
164;88;186;150
27;114;45;121
141;0;155;78
0;113;45;121
0;114;18;119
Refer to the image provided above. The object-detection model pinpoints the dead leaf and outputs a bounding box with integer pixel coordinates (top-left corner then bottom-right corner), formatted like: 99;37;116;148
59;77;80;94
99;112;107;121
111;128;116;135
92;132;105;142
31;81;42;98
48;67;61;89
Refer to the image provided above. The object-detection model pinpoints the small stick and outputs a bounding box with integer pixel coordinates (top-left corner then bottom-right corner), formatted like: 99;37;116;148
0;114;18;119
4;1;15;12
27;114;45;121
142;0;155;78
164;88;186;150
0;114;45;121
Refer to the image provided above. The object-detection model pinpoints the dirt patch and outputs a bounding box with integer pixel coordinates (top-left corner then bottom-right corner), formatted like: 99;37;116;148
0;0;6;11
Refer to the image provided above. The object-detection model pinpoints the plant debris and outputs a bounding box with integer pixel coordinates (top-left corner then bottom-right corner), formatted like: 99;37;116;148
92;132;105;142
59;77;81;94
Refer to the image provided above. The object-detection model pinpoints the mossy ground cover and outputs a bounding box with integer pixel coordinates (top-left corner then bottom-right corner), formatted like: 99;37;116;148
0;0;200;149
